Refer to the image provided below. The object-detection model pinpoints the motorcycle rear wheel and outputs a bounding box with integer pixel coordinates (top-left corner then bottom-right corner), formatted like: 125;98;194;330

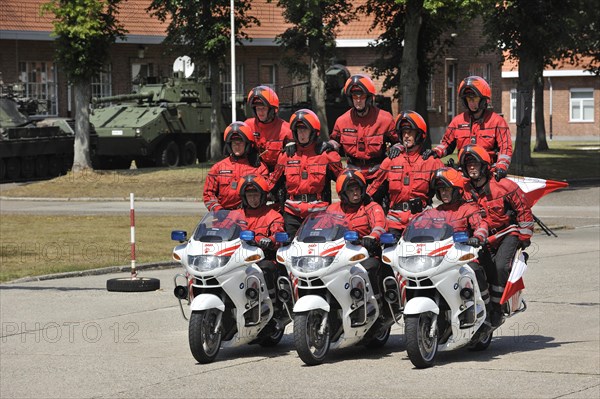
405;313;438;369
365;325;392;349
259;322;285;347
469;329;493;351
189;310;222;364
294;310;330;366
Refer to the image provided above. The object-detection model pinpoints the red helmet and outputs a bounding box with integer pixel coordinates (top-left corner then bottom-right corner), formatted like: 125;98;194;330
395;110;427;146
238;174;269;209
458;76;491;112
290;109;320;147
223;121;255;156
431;167;465;203
247;86;279;122
458;144;492;178
343;74;376;108
336;169;367;205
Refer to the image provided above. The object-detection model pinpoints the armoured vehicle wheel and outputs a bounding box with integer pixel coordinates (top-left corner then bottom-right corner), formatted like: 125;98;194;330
134;158;155;168
0;159;6;180
6;158;21;180
35;156;49;178
48;156;62;177
157;140;180;167
181;141;197;166
21;157;35;179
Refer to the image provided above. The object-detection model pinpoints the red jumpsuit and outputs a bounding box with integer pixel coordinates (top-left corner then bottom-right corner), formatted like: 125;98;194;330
433;110;512;172
326;201;387;240
226;206;285;243
268;143;343;219
331;106;397;181
368;149;443;231
435;202;488;242
203;157;269;212
245;117;293;171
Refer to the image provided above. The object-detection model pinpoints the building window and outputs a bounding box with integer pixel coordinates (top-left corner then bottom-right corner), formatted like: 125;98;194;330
18;61;58;115
570;89;594;122
468;63;491;81
91;65;112;99
426;76;434;110
447;63;457;120
259;64;277;89
222;64;245;103
131;63;155;92
510;88;535;124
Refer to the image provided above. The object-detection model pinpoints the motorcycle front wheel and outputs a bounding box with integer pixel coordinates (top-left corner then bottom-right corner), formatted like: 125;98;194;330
294;310;330;366
405;313;438;369
189;309;222;364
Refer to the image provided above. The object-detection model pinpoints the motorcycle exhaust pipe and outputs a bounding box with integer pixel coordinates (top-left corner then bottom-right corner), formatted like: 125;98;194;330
173;285;188;300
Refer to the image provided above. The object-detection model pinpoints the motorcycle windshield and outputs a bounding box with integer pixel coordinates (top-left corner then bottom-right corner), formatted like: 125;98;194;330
403;209;455;243
192;210;242;242
296;211;349;243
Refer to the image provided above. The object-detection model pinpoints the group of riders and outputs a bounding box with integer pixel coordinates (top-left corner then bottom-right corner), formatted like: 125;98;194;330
202;74;534;329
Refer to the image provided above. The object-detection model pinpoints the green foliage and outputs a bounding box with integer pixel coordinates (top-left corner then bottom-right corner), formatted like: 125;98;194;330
274;0;355;79
147;0;259;75
41;0;127;83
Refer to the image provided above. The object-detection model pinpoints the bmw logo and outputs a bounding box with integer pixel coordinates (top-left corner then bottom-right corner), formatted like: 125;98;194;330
239;282;244;289
344;283;350;289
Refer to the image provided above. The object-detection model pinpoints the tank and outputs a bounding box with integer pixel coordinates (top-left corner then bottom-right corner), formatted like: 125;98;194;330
278;64;393;133
90;75;238;169
0;89;75;182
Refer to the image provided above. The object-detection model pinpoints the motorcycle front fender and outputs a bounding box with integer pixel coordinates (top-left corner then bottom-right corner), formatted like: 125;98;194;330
190;294;225;313
293;295;330;313
403;297;439;316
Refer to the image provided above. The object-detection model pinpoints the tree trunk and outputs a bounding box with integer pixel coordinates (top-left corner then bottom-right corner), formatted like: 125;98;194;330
209;59;224;161
513;53;536;174
310;55;328;139
72;81;92;171
399;0;423;110
533;72;549;152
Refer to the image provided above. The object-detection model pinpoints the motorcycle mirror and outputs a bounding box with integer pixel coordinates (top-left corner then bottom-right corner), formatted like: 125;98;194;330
380;233;396;245
171;230;187;242
453;231;469;243
275;232;290;243
240;230;255;242
344;231;359;242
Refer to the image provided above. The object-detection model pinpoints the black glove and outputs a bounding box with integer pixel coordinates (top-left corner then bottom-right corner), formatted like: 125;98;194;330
495;168;508;181
258;237;274;250
284;142;297;157
519;239;531;249
422;149;439;160
316;141;335;154
361;236;379;253
388;143;405;159
466;237;481;247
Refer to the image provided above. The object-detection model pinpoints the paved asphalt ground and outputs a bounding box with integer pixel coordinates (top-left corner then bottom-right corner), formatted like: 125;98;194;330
0;183;598;398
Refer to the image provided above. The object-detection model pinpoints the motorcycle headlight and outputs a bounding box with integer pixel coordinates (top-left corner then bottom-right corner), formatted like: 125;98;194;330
398;256;443;273
187;255;230;272
291;256;335;273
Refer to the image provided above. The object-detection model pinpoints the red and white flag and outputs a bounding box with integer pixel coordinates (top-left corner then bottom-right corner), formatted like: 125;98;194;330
508;175;569;207
500;251;527;305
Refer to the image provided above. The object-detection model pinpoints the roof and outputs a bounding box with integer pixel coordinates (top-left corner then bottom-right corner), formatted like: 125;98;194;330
501;51;597;77
0;0;383;45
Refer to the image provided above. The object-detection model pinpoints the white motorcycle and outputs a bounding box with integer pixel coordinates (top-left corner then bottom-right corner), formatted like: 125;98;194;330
380;209;527;368
171;210;293;364
276;212;401;366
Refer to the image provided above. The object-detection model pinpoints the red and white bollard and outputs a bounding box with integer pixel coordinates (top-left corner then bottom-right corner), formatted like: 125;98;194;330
130;192;138;280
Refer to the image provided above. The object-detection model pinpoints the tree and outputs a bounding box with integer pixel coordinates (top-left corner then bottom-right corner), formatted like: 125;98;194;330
360;0;482;119
481;0;599;173
274;0;355;138
148;0;258;161
42;0;126;171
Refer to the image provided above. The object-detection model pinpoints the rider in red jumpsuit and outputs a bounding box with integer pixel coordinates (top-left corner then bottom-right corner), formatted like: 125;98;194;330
424;76;513;181
459;144;534;326
245;86;293;171
326;169;389;295
268;109;343;237
203;121;269;212
368;111;443;236
329;74;397;182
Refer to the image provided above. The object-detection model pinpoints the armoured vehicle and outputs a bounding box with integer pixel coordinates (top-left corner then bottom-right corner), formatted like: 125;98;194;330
278;64;393;133
0;88;74;182
90;74;236;169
